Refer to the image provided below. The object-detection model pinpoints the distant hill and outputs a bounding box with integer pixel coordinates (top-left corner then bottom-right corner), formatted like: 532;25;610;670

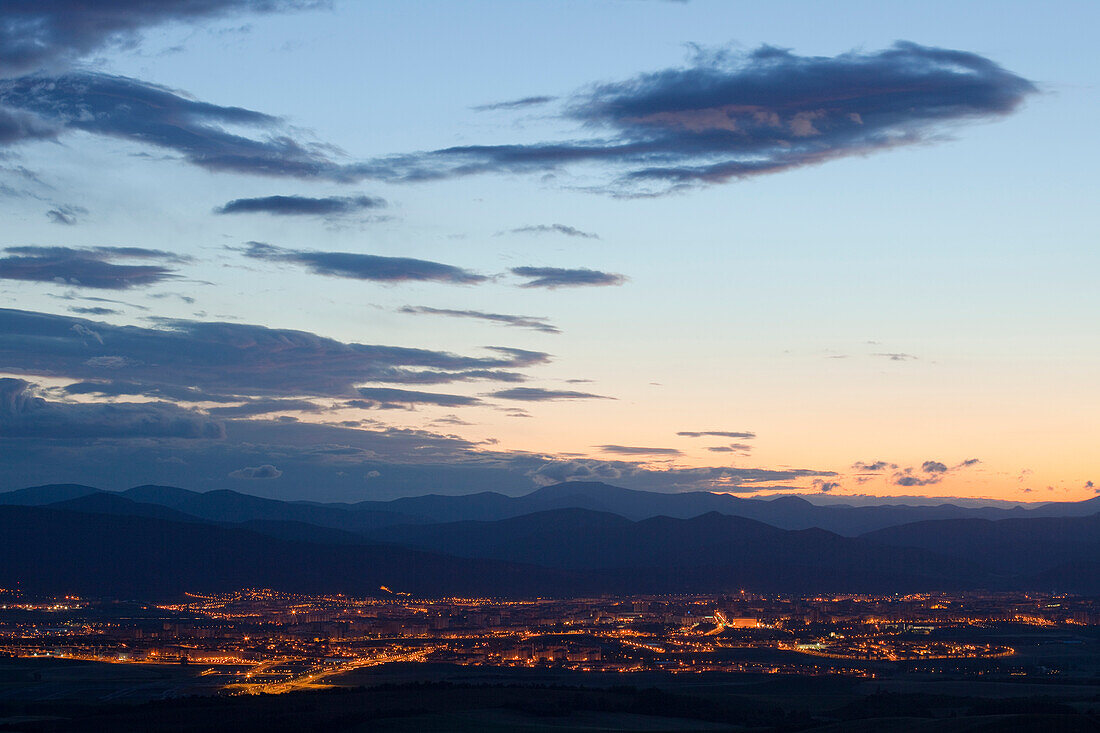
0;505;578;599
861;512;1100;583
366;508;985;592
120;485;424;532
4;497;1100;597
48;492;209;524
0;483;101;505
356;481;1041;535
5;481;1096;536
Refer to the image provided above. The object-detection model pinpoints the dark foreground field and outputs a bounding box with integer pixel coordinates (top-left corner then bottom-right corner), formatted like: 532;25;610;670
1;659;1099;732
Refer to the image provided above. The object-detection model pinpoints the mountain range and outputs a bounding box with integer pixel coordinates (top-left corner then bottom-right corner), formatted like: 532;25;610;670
2;481;1099;598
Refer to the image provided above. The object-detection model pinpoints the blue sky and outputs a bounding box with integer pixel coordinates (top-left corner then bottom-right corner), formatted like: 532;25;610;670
0;1;1096;501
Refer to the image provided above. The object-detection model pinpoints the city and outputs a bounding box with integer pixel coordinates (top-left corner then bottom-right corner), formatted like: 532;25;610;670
2;588;1097;698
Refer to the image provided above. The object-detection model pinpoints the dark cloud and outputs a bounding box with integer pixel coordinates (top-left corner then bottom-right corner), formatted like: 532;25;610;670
472;96;557;112
874;352;918;361
431;414;474;427
894;474;937;487
62;380;238;404
598;445;682;456
350;42;1035;194
354;387;481;408
0;1;324;76
0;377;224;439
0;245;186;289
0;404;838;500
207;399;322;418
0;106;59;144
68;306;119;316
677;430;755;439
243;242;486;284
511;266;625;289
527;458;833;492
852;460;897;472
215;194;385;217
0;72;348;179
228;464;282;480
46;204;87;225
893;458;979;486
488;387;612;402
398;306;559;334
813;479;841;493
0;308;549;398
501;224;599;239
706;443;752;453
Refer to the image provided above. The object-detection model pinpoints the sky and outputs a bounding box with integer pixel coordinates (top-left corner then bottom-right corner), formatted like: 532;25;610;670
0;0;1096;502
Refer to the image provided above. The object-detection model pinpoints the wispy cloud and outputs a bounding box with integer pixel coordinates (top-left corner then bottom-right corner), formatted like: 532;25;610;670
0;1;325;76
243;242;486;285
0;307;548;397
399;306;559;334
677;430;755;439
45;204;87;225
472;95;557;112
893;458;980;486
488;387;613;402
354;387;482;408
215;194;385;217
598;444;682;456
511;266;625;288
500;224;599;239
0;245;187;289
349;42;1035;195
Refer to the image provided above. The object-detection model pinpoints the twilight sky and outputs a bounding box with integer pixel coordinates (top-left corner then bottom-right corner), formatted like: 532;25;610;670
0;0;1096;502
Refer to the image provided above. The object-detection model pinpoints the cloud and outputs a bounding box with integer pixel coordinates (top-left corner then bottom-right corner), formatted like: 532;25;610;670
228;464;282;480
0;245;186;289
398;306;559;334
0;71;352;180
350;42;1035;194
68;306;119;316
527;458;833;492
597;445;683;456
813;479;841;493
207;399;322;418
874;352;918;361
852;460;897;472
706;443;752;453
488;387;612;402
472;95;557;112
0;106;59;145
354;387;481;408
215;194;386;217
677;430;755;439
893;457;980;486
0;308;549;398
0;40;1035;195
243;242;486;285
501;224;599;239
46;204;87;225
510;266;625;288
0;377;224;439
0;1;325;76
